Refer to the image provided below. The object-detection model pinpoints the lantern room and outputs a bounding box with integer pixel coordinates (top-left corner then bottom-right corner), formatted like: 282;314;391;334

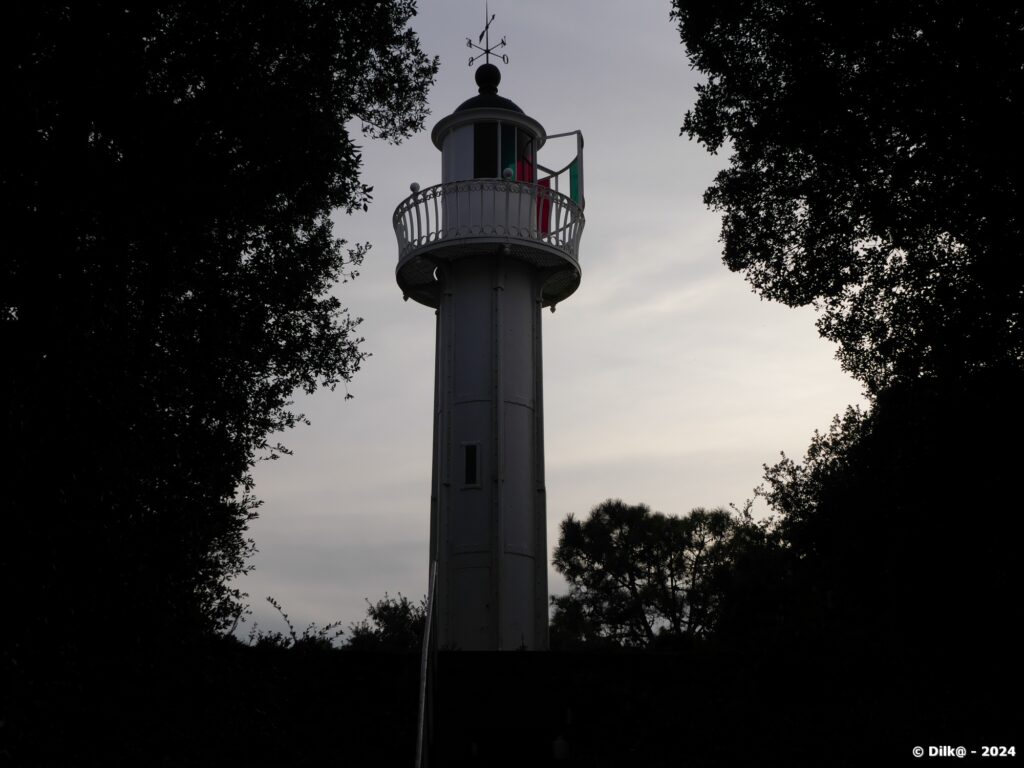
432;63;545;184
393;62;585;310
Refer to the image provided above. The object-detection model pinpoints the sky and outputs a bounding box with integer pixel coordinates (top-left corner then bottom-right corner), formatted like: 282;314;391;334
231;0;865;638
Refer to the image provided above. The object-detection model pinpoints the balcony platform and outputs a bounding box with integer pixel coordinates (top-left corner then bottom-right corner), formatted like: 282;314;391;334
394;179;584;308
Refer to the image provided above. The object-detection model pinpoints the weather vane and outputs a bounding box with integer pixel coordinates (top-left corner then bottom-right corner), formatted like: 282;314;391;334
466;1;508;66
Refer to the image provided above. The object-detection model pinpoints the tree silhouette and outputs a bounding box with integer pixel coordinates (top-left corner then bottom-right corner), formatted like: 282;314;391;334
672;0;1023;685
750;376;1024;656
673;0;1024;392
551;500;743;649
2;1;438;657
346;593;426;652
241;596;346;650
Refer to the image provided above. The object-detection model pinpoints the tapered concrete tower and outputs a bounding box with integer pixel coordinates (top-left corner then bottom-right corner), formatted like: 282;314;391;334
393;56;584;650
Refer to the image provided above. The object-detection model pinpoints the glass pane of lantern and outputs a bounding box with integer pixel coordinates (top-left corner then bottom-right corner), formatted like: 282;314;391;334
474;123;498;178
500;124;516;179
517;131;534;182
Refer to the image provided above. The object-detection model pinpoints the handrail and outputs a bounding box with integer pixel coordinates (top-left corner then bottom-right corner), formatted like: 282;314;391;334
393;179;584;266
537;129;584;209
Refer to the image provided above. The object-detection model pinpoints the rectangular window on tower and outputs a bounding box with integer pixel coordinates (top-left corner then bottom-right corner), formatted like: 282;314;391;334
473;123;498;178
464;443;479;487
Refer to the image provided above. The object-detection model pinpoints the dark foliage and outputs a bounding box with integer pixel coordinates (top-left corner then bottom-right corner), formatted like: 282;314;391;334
1;1;437;661
5;638;1016;766
695;372;1024;761
737;374;1024;662
550;500;747;649
4;637;423;767
672;4;1023;743
346;592;426;652
245;596;346;650
660;377;1024;759
673;0;1024;392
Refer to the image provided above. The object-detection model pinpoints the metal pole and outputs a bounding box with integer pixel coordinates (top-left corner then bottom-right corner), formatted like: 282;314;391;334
415;560;438;768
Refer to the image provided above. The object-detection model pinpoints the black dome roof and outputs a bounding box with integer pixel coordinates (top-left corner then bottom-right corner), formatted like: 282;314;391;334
455;63;524;114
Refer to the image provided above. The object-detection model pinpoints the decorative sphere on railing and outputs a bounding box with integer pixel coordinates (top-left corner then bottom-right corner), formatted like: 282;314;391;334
502;168;513;180
410;182;421;193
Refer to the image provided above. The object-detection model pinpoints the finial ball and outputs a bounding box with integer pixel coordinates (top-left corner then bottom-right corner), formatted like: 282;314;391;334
410;182;421;193
475;62;501;95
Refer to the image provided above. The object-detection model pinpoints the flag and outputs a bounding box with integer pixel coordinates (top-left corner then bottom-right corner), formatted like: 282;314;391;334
569;158;581;207
537;177;551;235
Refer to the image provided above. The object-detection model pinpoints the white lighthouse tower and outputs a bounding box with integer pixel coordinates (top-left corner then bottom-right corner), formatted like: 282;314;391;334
393;38;585;650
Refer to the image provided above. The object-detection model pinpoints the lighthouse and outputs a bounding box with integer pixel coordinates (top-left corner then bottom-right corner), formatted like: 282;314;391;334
393;38;584;650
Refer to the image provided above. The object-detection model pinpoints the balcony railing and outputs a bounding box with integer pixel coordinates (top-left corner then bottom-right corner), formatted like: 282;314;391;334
393;179;584;266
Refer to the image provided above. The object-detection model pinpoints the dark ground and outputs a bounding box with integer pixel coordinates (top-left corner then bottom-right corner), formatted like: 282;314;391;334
4;642;1018;767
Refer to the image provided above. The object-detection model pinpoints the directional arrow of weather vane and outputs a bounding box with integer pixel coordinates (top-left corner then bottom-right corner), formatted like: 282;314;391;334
466;1;508;66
